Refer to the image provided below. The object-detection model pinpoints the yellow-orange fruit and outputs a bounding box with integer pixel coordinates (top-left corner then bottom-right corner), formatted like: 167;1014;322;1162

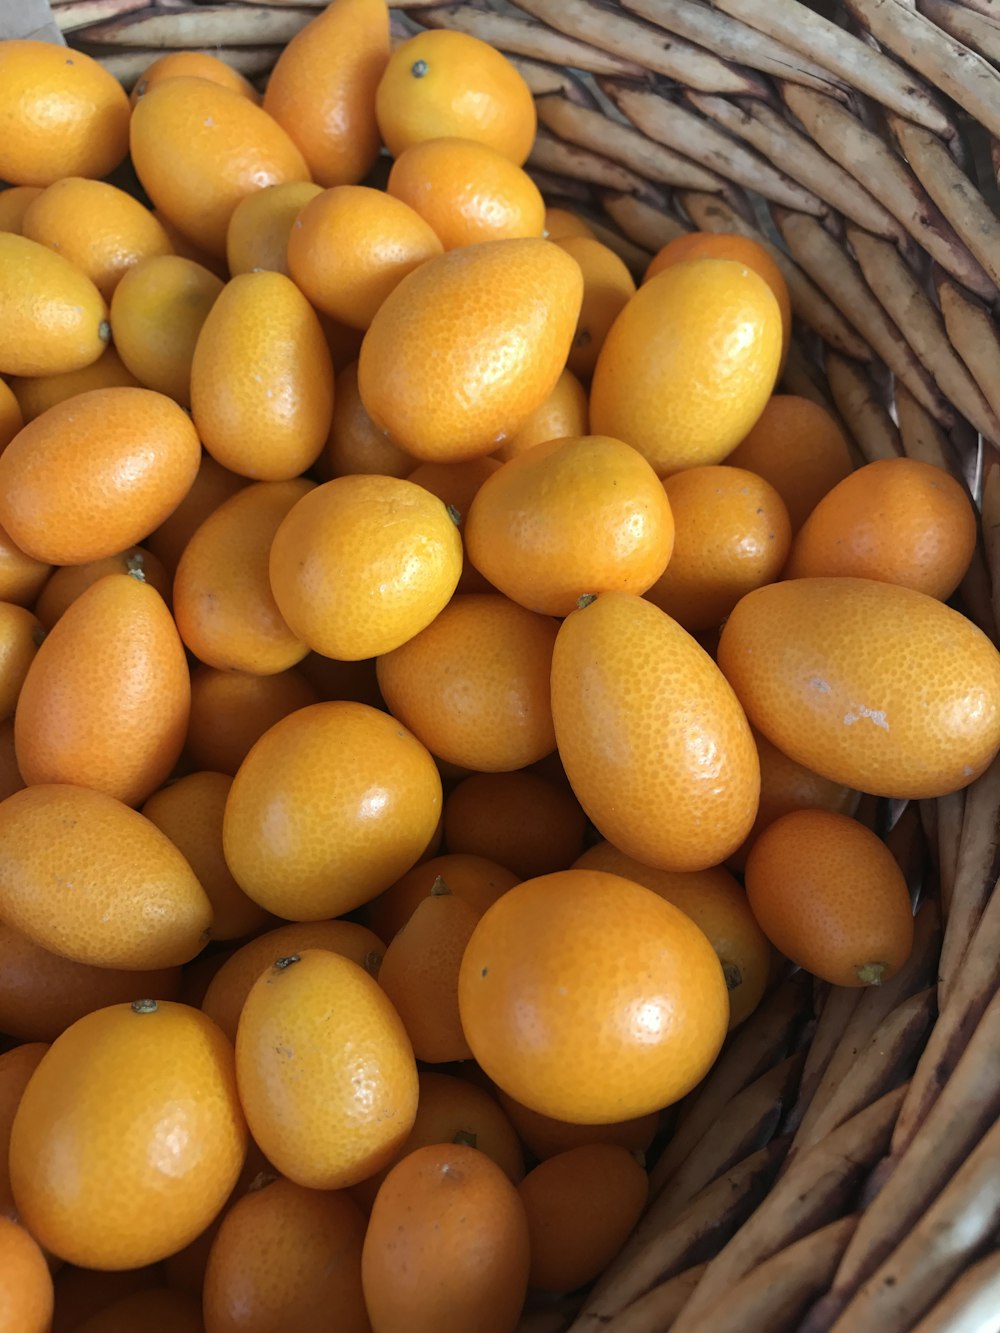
551;592;760;871
717;577;1000;799
8;346;140;424
225;180;323;275
0;233;109;378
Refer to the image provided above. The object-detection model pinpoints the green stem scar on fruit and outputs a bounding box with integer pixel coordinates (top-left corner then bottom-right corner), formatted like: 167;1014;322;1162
131;998;158;1014
126;550;148;582
857;962;887;986
453;1130;477;1149
274;954;301;971
363;950;383;976
431;875;452;897
577;593;597;609
446;504;462;526
411;59;429;77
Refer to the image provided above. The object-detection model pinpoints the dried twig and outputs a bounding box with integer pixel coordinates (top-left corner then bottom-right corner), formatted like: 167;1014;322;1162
934;790;965;919
911;1250;1000;1333
53;0;148;33
621;0;850;92
937;750;1000;1007
604;82;829;215
776;212;952;423
844;0;1000;140
420;4;647;74
781;86;995;300
893;874;1000;1154
535;94;725;192
847;227;1000;442
688;94;905;241
600;191;688;254
779;341;839;411
527;128;649;193
669;1215;859;1333
936;278;1000;425
601;1264;706;1333
782;986;861;1137
824;352;903;463
70;4;316;46
887;116;1000;290
709;0;953;134
584;215;654;278
568;1139;788;1331
671;1085;908;1330
895;384;963;477
829;1115;1000;1332
509;0;770;94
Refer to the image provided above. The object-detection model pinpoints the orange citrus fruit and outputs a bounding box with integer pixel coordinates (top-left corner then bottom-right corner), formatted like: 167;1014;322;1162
287;183;443;330
717;576;1000;799
495;1092;658;1161
443;770;587;879
268;474;463;660
130;51;260;106
498;366;589;461
0;601;41;722
366;852;519;942
22;177;172;300
0;186;44;234
387;136;545;249
0;232;109;378
376;29;537;164
745;809;915;986
110;254;224;408
552;592;760;871
203;1176;369;1333
185;662;319;775
785;456;977;600
263;0;390;186
0;784;211;970
0;386;199;565
235;949;418;1188
0;1043;48;1220
129;77;310;258
223;700;442;920
318;360;415;481
556;236;636;379
644;464;791;632
358;238;583;462
225;180;323;275
362;1142;531;1333
0;41;130;186
544;207;595;240
590;258;781;475
144;450;248;579
458;868;728;1121
0;522;50;607
465;434;674;616
376;593;558;771
0;1217;53;1332
8;346;140;424
724;394;854;532
9;1000;247;1269
33;545;169;630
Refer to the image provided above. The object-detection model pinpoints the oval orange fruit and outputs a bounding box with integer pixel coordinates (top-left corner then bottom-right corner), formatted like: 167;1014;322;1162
225;180;323;276
223;700;442;920
0;1217;53;1332
0;233;109;378
185;662;319;775
236;949;418;1189
357;238;583;461
717;577;1000;799
9;1000;247;1269
458;868;728;1122
745;809;915;986
551;592;760;871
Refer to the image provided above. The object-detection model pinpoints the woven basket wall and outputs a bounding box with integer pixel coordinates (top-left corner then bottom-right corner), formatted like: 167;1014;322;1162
48;1;1000;1329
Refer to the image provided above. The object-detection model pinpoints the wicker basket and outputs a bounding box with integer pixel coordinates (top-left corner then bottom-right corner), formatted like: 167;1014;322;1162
37;0;1000;1328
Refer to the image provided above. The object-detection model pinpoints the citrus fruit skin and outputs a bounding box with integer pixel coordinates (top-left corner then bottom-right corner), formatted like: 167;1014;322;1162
202;1176;370;1333
33;545;169;630
235;949;418;1190
361;1142;531;1333
0;601;40;722
0;386;200;566
223;700;442;921
555;236;636;379
0;784;212;971
366;852;519;943
784;456;977;601
357;238;583;462
376;593;559;772
387;136;545;250
458;869;729;1123
0;41;130;186
574;842;770;1029
464;434;674;616
201;918;385;1043
191;270;334;481
263;0;390;187
717;576;1000;799
517;1144;648;1294
9;1000;247;1271
15;573;190;807
184;663;319;775
644;231;792;365
0;922;180;1044
499;367;588;461
110;254;224;408
129;77;311;258
0;1216;53;1333
589;258;782;476
8;346;140;425
268;475;463;661
0;1043;48;1220
0;233;109;378
376;29;537;165
744;808;915;987
494;1092;658;1162
130;51;261;106
225;180;323;276
724;394;853;532
0;186;44;234
551;592;760;872
443;770;587;879
75;1287;203;1333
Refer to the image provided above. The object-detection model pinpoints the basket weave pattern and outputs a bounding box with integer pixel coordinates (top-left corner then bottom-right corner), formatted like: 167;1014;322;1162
51;1;1000;1328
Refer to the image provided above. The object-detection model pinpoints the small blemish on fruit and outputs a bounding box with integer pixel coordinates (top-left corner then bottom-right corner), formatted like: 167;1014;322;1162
131;998;158;1014
411;59;429;77
844;705;889;731
481;966;488;978
810;677;831;693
